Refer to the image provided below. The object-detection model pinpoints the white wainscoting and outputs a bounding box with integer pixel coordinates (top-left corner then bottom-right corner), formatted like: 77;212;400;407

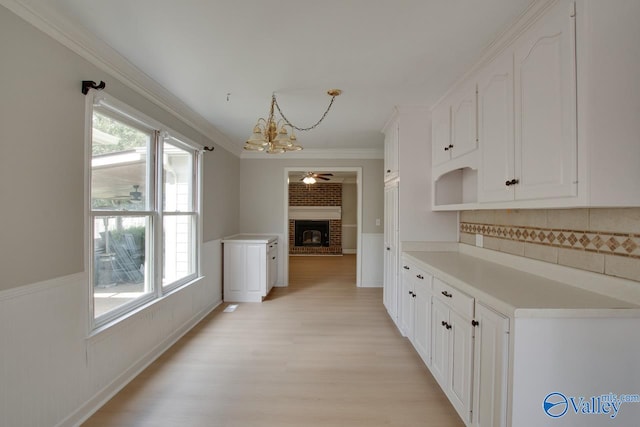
360;233;384;287
0;239;222;427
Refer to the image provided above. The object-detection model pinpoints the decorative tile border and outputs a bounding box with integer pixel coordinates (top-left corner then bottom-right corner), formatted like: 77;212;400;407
460;222;640;259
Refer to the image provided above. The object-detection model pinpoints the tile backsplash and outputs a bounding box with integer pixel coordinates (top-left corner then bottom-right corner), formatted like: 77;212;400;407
459;208;640;282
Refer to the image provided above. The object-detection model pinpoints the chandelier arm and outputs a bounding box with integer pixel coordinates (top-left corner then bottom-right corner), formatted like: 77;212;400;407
273;95;337;132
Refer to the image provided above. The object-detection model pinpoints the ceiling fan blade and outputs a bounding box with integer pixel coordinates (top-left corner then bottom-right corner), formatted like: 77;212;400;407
316;176;330;181
314;173;333;177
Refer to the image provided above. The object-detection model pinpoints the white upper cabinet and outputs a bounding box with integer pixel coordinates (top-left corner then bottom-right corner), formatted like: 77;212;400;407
383;116;399;181
477;50;515;203
450;81;478;160
432;103;451;167
513;0;577;201
432;81;478;169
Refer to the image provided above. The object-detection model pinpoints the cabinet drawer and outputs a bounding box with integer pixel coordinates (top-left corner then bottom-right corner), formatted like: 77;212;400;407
433;278;474;318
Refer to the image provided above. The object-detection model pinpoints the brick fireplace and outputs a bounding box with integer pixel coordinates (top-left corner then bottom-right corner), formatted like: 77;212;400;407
289;182;342;255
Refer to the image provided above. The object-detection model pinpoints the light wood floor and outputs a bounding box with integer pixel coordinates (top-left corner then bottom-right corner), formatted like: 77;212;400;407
83;255;464;427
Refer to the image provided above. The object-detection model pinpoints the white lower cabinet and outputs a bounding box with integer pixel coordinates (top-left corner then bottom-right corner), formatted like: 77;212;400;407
399;260;432;367
472;303;509;427
222;235;278;302
431;279;475;424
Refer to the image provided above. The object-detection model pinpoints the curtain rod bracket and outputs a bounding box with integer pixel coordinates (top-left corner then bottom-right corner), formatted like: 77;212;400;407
82;80;106;95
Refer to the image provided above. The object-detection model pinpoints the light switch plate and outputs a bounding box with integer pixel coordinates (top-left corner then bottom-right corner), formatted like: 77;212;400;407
476;234;483;248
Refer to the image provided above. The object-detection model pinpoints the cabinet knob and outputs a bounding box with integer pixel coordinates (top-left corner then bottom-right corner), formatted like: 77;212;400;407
441;320;447;327
441;290;452;298
386;247;391;251
416;274;424;280
272;256;276;260
505;178;520;186
446;323;452;330
472;320;479;327
444;144;454;151
386;169;391;173
403;265;410;270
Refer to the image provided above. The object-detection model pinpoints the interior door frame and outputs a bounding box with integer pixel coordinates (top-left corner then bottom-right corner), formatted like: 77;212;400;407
282;166;363;287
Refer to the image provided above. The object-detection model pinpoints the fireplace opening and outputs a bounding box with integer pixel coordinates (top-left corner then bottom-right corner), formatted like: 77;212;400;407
295;220;330;247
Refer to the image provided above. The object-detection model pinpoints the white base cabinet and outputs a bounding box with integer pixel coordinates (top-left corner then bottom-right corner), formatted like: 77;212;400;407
399;258;432;367
397;250;640;427
472;303;509;427
222;234;278;302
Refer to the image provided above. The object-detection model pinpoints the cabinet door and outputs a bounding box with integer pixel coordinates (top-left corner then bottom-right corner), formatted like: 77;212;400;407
478;51;515;203
432;104;451;167
398;267;414;338
268;245;277;290
223;243;246;300
383;185;399;320
431;298;449;388
448;310;474;424
450;81;478;159
472;304;509;427
245;244;265;294
514;0;577;200
384;121;399;178
412;275;432;367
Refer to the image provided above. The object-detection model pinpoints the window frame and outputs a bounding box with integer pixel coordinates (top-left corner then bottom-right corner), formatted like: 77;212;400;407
85;91;203;331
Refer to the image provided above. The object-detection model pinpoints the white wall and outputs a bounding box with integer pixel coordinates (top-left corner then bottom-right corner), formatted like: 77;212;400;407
342;183;358;252
0;6;237;426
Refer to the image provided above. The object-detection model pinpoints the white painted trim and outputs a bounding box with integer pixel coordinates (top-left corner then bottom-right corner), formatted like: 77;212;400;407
283;166;363;287
0;272;86;302
0;0;239;156
243;148;383;160
342;224;357;228
60;299;222;427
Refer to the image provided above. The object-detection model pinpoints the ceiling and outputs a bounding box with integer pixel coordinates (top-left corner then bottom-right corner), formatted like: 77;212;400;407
22;0;534;154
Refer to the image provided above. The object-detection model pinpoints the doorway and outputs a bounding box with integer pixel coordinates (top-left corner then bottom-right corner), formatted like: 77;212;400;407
282;167;363;287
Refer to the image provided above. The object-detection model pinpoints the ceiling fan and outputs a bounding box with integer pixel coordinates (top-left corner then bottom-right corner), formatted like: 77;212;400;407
300;172;333;184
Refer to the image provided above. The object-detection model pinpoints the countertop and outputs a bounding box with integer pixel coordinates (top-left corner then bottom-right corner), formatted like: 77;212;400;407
404;251;640;318
222;234;278;244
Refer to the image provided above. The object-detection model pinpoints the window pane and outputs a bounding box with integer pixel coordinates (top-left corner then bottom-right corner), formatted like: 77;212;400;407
92;111;151;211
163;215;195;286
93;215;152;318
163;142;193;211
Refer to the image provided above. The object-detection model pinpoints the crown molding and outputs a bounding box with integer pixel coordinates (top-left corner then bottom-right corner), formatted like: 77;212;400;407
0;0;242;157
240;148;384;160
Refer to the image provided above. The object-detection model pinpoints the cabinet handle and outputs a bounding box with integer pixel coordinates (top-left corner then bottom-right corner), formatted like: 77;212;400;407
409;291;413;296
446;323;452;330
441;290;452;298
444;144;454;151
403;265;410;270
505;178;520;186
441;320;447;327
412;293;416;298
416;274;424;280
472;320;479;327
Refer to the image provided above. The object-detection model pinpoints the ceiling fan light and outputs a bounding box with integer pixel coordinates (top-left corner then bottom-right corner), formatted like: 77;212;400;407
302;176;316;184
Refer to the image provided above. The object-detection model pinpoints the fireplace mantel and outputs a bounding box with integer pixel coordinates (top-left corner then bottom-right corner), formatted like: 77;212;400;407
288;206;341;220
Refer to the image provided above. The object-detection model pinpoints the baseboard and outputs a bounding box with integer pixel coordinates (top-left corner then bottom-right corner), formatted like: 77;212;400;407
59;298;222;427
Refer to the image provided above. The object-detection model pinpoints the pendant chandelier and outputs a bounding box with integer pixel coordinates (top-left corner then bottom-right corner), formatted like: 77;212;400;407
244;89;342;154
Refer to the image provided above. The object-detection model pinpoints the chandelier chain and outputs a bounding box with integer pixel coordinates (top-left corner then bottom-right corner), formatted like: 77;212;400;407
273;94;337;132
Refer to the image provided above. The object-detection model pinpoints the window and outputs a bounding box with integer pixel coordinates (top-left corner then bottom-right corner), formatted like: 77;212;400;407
89;94;201;327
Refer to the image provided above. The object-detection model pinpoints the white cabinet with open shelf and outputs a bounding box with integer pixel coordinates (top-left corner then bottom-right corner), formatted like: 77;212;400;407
432;0;640;210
